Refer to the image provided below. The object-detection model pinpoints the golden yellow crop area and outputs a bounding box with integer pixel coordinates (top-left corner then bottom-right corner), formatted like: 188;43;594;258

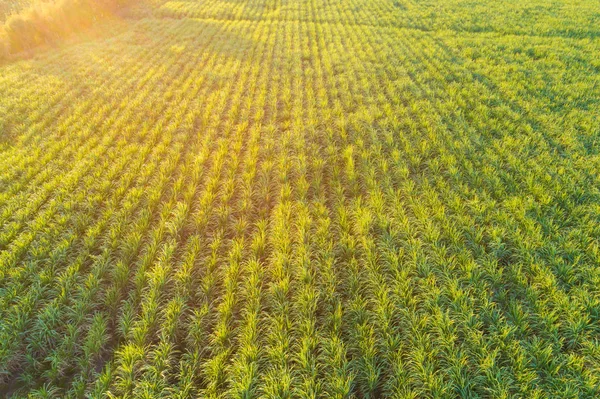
0;0;599;397
0;0;37;21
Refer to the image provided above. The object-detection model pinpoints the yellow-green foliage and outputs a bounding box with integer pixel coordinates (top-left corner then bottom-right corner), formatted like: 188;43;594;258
0;0;39;22
0;0;132;58
0;0;599;397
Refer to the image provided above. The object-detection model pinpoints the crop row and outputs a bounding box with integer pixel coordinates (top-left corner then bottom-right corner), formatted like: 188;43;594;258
0;0;599;397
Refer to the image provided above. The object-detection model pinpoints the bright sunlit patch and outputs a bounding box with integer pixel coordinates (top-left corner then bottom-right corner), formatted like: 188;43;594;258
0;0;133;58
170;43;186;53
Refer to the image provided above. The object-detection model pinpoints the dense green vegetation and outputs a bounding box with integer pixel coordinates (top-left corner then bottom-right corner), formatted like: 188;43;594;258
0;0;599;397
